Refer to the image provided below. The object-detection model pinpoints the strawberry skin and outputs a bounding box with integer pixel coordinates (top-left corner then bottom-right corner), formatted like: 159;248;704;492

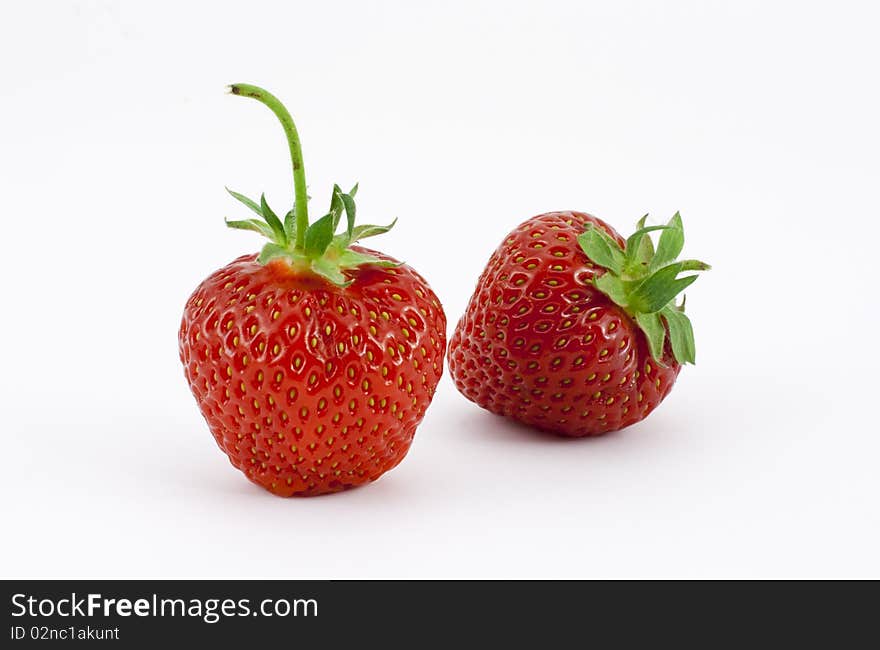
181;83;449;495
180;248;446;496
449;211;689;437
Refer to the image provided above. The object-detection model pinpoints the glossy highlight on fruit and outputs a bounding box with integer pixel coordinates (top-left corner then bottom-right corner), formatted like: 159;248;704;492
448;210;707;437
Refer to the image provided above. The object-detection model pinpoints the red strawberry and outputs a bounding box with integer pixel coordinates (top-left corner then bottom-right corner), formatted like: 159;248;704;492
180;84;446;496
448;210;708;437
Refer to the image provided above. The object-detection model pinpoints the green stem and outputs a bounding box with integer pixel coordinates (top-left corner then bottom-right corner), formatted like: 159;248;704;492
229;83;309;249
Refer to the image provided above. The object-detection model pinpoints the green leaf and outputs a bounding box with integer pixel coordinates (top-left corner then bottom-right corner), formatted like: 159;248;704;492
629;262;699;313
348;182;358;198
225;218;275;239
337;249;399;269
651;212;684;271
625;225;668;268
662;306;696;364
260;194;287;244
635;312;667;362
674;259;711;272
594;272;628;307
577;226;625;274
328;185;345;231
304;212;335;257
257;242;289;265
633;215;654;269
340;192;356;240
226;187;263;217
635;234;655;269
350;219;397;242
311;257;351;286
284;209;296;241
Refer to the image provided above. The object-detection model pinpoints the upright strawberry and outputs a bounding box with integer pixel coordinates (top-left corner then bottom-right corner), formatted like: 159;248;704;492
180;84;446;496
448;211;708;437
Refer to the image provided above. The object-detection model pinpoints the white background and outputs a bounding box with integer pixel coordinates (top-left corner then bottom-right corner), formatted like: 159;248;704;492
1;1;878;579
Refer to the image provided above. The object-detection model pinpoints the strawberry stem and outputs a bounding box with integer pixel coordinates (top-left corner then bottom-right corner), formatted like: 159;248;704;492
228;83;310;250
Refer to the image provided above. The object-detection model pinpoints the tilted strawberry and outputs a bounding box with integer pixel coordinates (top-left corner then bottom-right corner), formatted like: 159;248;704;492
179;84;446;496
448;210;708;437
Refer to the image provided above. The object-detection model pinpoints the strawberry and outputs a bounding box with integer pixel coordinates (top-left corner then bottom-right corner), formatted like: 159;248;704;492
448;210;708;437
179;84;446;496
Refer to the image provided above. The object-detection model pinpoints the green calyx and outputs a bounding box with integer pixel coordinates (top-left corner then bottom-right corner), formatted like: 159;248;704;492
224;83;397;286
577;212;710;365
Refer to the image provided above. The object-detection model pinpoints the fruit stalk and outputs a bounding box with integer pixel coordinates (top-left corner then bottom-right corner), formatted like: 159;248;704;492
228;83;310;249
